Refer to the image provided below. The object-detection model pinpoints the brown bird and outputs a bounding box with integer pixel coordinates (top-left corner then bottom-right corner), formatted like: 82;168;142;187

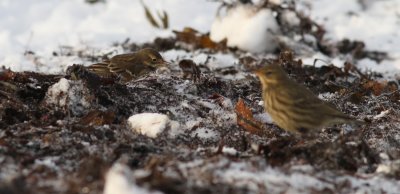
87;48;168;82
254;63;363;134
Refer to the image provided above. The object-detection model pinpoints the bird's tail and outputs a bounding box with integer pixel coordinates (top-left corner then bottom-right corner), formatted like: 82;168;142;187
332;114;365;127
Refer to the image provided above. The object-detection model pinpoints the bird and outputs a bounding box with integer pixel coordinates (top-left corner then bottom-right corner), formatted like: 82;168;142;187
254;63;363;134
87;48;168;82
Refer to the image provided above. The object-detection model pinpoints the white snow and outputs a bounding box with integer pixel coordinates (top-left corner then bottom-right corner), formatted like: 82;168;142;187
191;127;219;140
196;100;217;110
301;0;400;53
207;53;238;70
103;163;160;194
46;78;70;107
280;9;301;27
184;118;202;130
0;0;218;73
318;92;337;100
128;113;180;138
210;5;280;53
3;1;400;192
373;110;390;120
376;160;400;175
163;49;238;71
161;49;244;80
2;0;399;77
34;156;60;170
219;97;234;109
298;0;400;77
168;120;182;137
220;147;238;156
254;112;273;124
45;78;91;115
175;158;400;194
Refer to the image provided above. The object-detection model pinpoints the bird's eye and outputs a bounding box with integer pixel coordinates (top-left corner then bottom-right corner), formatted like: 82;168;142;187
152;58;157;62
265;71;273;75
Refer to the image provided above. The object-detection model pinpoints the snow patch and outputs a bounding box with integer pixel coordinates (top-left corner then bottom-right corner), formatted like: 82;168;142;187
318;92;337;100
0;0;219;72
220;147;238;156
376;160;400;175
191;127;219;140
34;156;60;170
373;110;390;120
210;5;280;53
206;53;237;70
103;163;160;194
254;113;273;124
128;113;180;138
176;158;400;194
45;78;91;116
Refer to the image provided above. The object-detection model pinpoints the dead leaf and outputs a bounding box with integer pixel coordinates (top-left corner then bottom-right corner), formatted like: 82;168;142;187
363;80;386;96
0;67;16;81
173;27;227;51
235;98;264;136
141;0;168;29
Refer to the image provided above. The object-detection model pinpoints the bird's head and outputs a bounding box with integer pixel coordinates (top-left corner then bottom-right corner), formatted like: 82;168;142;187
139;48;169;69
254;63;290;87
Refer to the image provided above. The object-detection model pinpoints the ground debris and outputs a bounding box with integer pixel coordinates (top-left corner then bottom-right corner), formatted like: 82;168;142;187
1;19;399;194
1;49;400;194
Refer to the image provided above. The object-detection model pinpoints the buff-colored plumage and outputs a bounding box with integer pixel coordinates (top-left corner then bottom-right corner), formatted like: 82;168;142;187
87;48;168;81
255;63;362;134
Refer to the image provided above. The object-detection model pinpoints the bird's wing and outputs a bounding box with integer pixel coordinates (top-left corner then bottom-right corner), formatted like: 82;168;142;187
275;83;332;111
278;83;352;120
275;83;315;104
87;61;114;77
108;54;137;74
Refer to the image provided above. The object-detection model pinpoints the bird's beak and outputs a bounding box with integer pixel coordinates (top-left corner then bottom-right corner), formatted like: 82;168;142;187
159;60;170;67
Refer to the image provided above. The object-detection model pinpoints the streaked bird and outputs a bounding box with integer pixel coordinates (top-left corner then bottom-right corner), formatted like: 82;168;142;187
87;48;168;82
254;63;363;134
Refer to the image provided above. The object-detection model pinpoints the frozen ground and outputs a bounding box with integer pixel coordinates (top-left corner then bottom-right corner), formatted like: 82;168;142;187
1;0;400;194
